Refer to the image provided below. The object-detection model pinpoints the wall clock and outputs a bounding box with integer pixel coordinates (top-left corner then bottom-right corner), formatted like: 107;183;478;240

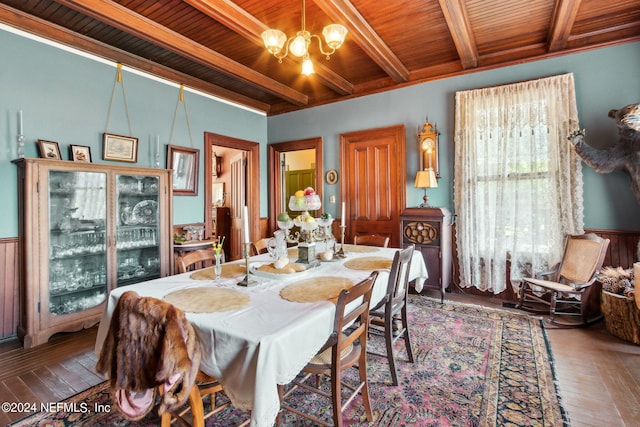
418;119;439;177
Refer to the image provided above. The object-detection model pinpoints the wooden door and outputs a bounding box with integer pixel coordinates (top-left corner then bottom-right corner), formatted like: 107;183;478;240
340;125;406;247
230;152;246;260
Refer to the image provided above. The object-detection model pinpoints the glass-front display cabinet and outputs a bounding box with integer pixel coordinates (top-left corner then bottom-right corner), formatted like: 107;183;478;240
13;158;172;348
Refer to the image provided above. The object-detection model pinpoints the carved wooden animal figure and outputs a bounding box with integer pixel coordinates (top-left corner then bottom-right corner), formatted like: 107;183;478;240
569;103;640;202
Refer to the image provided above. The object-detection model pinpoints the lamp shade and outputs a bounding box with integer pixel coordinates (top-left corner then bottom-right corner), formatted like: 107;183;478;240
301;56;315;75
261;29;286;54
323;24;348;49
414;169;438;189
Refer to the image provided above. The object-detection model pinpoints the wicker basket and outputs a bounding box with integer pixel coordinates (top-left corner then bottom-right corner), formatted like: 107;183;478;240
601;290;640;344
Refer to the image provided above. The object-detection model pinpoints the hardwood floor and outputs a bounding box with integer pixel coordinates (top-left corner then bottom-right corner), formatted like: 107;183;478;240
1;292;639;426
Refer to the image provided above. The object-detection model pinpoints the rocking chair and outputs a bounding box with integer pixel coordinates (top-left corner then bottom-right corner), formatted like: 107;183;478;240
516;233;610;327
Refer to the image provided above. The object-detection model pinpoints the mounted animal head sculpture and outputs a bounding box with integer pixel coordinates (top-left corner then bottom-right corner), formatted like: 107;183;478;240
569;103;640;203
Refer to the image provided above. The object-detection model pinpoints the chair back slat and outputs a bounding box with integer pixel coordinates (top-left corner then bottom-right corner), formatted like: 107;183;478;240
354;234;390;248
176;248;221;273
559;234;610;284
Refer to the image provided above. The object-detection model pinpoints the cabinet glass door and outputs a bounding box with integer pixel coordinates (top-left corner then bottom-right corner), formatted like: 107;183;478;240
116;174;161;286
48;170;107;315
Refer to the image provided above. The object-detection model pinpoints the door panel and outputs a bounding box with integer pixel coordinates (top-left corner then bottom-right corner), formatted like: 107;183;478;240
341;125;406;247
230;152;246;260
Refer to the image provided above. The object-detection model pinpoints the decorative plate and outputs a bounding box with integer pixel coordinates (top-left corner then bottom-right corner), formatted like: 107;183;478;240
131;200;158;224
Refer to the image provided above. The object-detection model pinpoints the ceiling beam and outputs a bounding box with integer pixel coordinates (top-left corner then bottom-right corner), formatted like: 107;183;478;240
184;0;353;96
0;3;270;113
438;0;478;69
315;0;409;83
547;0;582;52
53;0;308;106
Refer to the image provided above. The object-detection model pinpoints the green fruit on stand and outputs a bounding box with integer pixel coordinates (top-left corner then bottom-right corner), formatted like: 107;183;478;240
277;212;291;222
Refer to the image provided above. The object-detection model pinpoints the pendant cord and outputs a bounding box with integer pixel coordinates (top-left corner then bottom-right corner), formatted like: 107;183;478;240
169;84;194;148
105;63;133;135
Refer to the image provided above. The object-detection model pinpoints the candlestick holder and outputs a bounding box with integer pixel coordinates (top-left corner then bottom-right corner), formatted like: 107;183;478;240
335;225;347;258
17;133;25;159
154;150;160;168
237;242;257;287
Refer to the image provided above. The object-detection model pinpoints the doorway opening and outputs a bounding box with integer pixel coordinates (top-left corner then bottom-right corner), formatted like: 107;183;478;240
268;137;323;234
204;132;259;260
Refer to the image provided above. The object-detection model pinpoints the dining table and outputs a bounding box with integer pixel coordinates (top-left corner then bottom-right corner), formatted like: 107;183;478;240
95;243;428;427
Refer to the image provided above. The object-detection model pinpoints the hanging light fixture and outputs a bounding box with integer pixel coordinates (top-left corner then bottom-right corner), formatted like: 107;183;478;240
261;0;347;76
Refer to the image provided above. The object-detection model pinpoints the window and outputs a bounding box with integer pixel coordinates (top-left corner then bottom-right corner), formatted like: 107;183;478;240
454;74;584;293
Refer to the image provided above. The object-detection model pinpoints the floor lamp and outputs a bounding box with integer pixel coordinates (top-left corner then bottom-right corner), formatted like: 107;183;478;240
414;169;438;207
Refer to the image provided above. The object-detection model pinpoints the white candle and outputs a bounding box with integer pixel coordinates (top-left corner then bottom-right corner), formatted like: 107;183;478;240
156;135;160;154
18;110;23;135
341;202;346;227
243;205;250;243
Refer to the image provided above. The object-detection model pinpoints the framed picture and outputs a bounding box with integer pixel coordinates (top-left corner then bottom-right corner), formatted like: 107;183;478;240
37;139;62;160
325;169;338;185
167;144;199;196
103;133;138;162
69;145;92;162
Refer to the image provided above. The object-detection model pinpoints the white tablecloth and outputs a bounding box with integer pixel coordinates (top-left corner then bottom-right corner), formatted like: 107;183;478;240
95;246;427;427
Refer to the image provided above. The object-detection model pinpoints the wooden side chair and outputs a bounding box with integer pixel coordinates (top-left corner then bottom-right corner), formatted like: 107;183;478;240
277;272;378;427
96;291;232;427
176;248;222;274
354;234;390;248
368;244;415;385
516;233;610;327
251;238;270;256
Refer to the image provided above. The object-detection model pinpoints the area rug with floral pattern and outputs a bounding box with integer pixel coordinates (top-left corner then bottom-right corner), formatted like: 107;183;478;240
10;296;570;426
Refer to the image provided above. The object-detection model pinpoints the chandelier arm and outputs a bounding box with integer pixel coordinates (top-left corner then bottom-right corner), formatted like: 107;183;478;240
310;34;337;58
273;35;296;61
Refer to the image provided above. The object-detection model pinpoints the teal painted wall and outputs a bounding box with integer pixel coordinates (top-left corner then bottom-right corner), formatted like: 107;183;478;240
267;41;640;231
0;28;267;238
1;26;639;239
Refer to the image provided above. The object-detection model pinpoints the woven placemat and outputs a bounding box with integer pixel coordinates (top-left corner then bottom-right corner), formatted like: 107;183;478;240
343;244;378;253
280;276;355;303
164;287;249;313
190;263;246;280
343;256;392;270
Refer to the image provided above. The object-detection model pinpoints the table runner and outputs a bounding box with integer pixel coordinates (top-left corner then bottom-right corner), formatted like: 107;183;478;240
164;287;250;313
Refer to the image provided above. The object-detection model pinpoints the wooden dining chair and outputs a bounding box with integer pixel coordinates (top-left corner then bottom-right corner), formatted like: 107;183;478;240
250;238;270;256
176;248;222;273
368;244;415;385
354;233;390;248
277;272;378;427
96;291;231;427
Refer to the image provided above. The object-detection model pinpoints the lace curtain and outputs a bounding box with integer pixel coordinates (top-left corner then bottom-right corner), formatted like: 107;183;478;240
453;73;584;294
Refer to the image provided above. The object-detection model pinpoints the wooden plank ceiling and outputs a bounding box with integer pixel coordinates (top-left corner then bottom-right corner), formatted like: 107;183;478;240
1;0;639;115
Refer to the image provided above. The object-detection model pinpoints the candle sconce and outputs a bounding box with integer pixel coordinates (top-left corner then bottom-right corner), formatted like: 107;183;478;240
17;110;24;159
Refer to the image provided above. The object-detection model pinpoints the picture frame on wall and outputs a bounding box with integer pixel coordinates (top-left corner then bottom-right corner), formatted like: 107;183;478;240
167;144;199;196
69;145;92;162
103;133;138;163
37;139;62;160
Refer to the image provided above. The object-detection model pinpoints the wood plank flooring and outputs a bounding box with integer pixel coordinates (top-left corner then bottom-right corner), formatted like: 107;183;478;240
0;292;639;426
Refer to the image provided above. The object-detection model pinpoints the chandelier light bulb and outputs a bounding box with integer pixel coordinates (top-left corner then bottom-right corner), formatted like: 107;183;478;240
301;56;315;76
289;33;308;57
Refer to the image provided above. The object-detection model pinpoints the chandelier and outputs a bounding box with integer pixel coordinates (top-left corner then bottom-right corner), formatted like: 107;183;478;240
261;0;348;76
